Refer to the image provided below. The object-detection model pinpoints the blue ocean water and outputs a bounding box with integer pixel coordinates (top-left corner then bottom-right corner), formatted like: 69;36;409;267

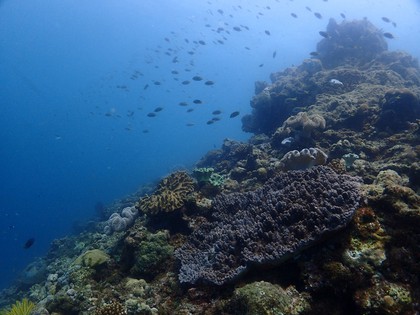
0;0;419;290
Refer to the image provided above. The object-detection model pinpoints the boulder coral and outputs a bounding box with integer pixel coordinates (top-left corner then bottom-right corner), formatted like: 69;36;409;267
274;111;326;139
279;147;328;171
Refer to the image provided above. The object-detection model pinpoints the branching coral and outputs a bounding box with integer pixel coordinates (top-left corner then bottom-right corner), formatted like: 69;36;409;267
176;166;362;285
137;171;195;215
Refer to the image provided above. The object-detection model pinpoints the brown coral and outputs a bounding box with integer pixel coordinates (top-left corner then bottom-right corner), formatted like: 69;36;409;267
137;171;195;215
274;111;326;139
95;301;127;315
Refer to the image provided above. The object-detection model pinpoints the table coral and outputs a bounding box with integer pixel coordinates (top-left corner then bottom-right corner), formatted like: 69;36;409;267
175;166;361;285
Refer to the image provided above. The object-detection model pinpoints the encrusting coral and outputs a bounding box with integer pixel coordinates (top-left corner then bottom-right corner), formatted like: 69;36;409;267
95;301;127;315
137;171;195;215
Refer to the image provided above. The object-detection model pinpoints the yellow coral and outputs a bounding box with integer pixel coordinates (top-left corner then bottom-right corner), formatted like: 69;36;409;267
137;171;195;215
0;298;35;315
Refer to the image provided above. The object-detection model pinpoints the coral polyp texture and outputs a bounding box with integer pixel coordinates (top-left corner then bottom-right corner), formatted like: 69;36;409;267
175;166;362;285
137;171;195;215
279;147;328;171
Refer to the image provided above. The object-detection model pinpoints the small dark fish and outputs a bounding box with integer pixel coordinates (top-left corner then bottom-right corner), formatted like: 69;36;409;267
230;111;240;118
192;76;203;81
217;9;224;15
142;129;149;133
340;13;346;19
205;80;215;85
382;17;391;23
242;25;249;30
206;120;214;125
212;116;221;121
186;123;195;126
186;108;194;113
193;99;202;104
310;51;320;56
305;6;312;12
291;13;298;18
245;46;251;50
314;12;322;19
164;37;170;42
179;101;189;106
272;51;277;58
233;26;242;31
392;22;397;28
217;39;224;44
154;81;161;85
143;84;149;90
184;38;189;43
154;107;163;112
198;40;206;45
147;112;157;117
171;70;179;75
319;31;330;38
212;110;222;115
264;30;271;35
383;32;394;39
23;238;35;249
259;63;264;67
182;80;190;85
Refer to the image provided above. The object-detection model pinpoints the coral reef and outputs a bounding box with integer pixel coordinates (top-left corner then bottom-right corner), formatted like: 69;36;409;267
175;166;361;285
317;18;387;69
1;18;419;314
137;171;195;215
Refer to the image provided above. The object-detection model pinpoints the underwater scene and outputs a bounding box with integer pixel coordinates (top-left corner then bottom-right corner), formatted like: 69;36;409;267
1;0;420;314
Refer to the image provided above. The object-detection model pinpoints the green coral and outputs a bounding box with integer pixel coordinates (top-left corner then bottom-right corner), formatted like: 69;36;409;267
131;231;174;278
193;167;225;187
193;167;215;183
72;249;110;268
355;280;412;314
209;173;225;187
0;298;35;315
227;281;310;315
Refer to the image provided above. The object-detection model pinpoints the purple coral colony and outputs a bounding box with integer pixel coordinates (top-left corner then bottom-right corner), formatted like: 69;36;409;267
2;17;420;315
